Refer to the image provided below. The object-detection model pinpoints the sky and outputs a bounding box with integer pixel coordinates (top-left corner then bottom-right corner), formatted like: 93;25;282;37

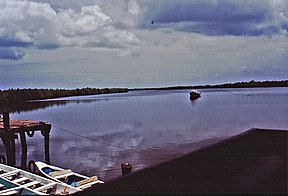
0;0;288;89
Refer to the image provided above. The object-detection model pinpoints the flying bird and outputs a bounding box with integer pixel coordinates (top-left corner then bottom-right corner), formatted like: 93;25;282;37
151;20;154;24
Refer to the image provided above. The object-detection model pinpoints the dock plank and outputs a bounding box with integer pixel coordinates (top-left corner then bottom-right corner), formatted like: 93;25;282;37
0;119;51;132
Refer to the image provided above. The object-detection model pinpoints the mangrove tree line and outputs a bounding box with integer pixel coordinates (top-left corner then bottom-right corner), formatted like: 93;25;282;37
0;87;128;103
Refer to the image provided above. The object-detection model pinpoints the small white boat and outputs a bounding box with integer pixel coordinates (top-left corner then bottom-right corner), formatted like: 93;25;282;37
35;161;104;190
0;163;80;195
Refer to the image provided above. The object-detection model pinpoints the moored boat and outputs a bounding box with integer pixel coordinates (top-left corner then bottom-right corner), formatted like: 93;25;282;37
0;163;80;195
35;161;104;190
189;90;201;100
0;177;39;195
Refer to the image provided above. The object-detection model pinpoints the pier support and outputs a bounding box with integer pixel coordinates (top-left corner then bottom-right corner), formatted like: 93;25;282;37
20;132;27;169
1;112;16;166
3;112;9;130
41;128;51;164
1;133;16;166
0;115;51;169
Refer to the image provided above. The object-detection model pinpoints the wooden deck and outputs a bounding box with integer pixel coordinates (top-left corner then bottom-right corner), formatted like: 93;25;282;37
0;115;51;167
0;119;51;133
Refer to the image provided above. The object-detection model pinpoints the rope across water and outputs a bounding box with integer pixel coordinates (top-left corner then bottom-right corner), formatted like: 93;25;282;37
52;125;141;153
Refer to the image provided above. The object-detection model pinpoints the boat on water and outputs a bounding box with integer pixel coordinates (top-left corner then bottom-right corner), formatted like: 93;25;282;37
0;163;80;195
189;90;201;101
35;161;104;190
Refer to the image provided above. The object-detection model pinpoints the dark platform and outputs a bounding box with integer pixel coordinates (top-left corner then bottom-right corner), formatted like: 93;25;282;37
79;128;287;195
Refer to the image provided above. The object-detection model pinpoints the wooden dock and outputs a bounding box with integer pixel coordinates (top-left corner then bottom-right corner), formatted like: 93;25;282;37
79;128;287;195
0;119;51;133
0;113;51;168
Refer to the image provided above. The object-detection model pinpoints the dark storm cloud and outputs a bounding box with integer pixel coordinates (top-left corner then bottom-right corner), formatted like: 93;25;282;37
142;0;288;36
0;39;33;48
0;48;26;60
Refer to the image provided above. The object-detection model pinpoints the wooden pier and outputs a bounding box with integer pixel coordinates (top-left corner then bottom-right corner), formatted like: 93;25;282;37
0;112;51;168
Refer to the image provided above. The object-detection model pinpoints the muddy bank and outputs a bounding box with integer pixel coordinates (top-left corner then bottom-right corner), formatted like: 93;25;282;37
80;128;287;194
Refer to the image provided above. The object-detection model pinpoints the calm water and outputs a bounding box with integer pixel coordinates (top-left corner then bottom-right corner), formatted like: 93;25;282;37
1;87;288;181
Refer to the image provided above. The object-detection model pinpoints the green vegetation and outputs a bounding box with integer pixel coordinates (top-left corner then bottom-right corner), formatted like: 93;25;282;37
129;80;288;91
194;80;288;89
0;87;128;103
0;80;287;103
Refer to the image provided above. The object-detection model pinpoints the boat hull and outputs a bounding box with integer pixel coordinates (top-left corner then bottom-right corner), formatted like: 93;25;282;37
35;161;104;190
189;90;201;100
0;163;79;195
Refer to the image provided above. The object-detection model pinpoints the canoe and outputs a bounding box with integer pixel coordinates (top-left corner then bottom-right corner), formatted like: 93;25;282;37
35;161;104;190
0;163;80;195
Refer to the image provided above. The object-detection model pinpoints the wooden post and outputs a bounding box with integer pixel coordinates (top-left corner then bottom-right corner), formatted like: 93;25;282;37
0;136;10;162
41;127;51;164
121;162;132;176
9;132;16;166
1;133;16;166
2;112;15;166
44;133;50;164
3;112;9;131
20;132;27;169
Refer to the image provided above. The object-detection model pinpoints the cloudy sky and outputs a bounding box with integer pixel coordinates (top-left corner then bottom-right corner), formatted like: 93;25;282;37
0;0;287;89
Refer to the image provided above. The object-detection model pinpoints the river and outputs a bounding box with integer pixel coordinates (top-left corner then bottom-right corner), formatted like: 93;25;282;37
1;87;288;181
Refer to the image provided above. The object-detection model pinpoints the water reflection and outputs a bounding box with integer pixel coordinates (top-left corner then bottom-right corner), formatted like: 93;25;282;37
0;98;109;114
0;133;50;173
3;88;288;181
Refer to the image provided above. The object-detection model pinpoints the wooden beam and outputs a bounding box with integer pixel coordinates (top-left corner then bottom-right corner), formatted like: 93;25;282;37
3;112;9;130
20;132;27;169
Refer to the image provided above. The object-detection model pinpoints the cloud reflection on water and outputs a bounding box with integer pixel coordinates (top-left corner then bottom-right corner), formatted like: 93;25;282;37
3;88;288;181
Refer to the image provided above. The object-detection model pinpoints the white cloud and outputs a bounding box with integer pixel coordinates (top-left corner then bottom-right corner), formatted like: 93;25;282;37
0;0;287;87
0;0;139;56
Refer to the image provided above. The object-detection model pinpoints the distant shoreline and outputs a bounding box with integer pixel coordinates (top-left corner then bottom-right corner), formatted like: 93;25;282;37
0;80;287;104
128;80;288;91
0;88;128;104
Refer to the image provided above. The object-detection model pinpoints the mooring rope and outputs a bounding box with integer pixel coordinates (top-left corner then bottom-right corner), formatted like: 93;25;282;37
52;125;141;153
